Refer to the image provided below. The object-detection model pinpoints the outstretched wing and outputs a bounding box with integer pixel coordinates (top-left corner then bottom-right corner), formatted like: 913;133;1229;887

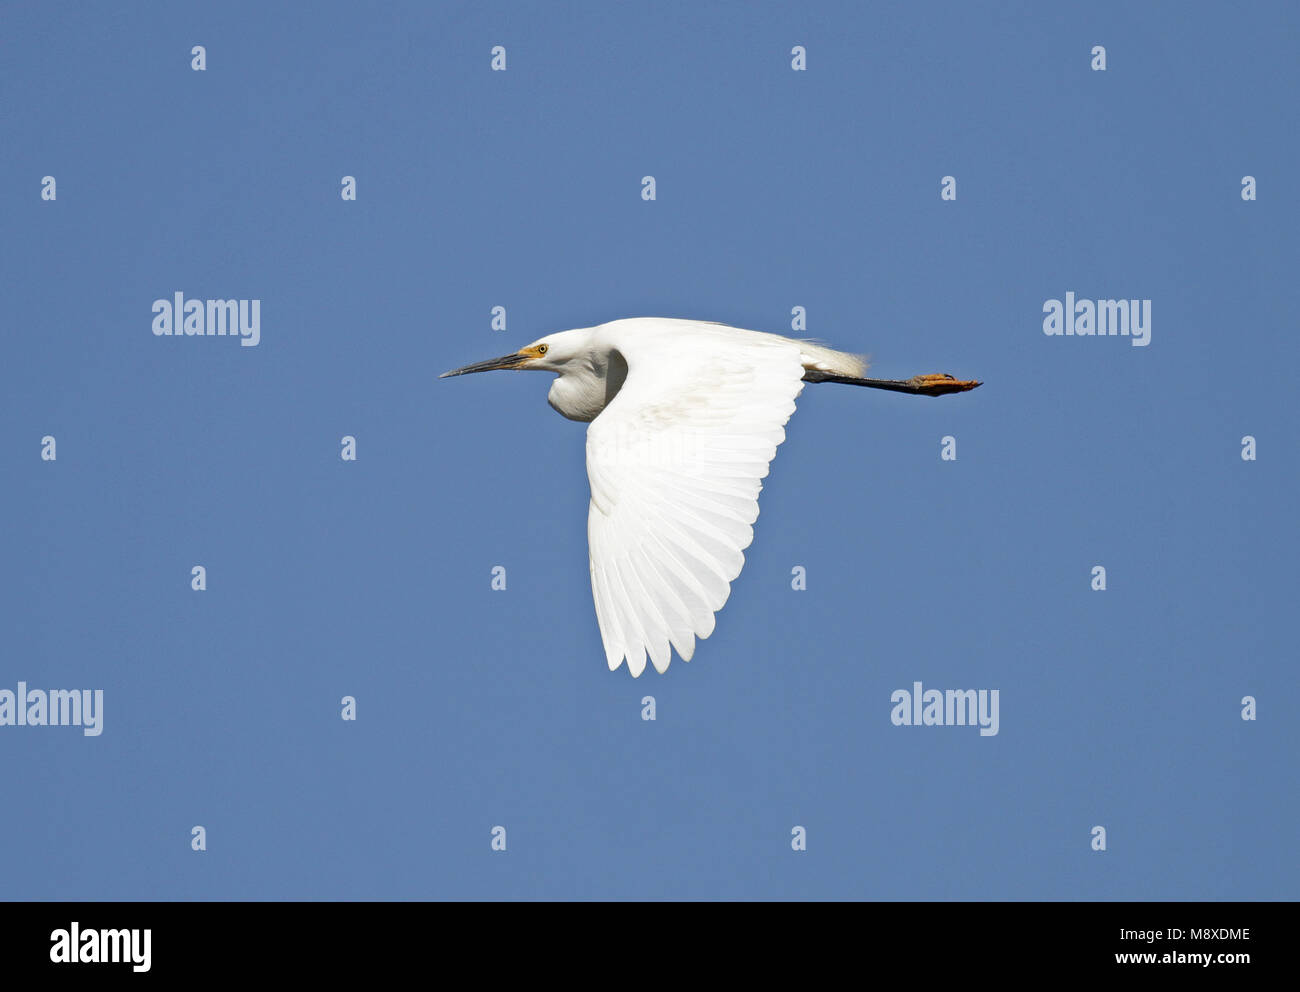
585;322;807;676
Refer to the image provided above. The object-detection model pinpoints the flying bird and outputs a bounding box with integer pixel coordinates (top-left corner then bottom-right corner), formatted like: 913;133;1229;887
442;318;980;677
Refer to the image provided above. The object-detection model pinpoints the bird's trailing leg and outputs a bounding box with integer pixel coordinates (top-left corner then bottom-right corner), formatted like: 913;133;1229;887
803;370;982;396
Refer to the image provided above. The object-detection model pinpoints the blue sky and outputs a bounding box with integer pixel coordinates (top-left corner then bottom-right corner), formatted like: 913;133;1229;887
2;0;1296;900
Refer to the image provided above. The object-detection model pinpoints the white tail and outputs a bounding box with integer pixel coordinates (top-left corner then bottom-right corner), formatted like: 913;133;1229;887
790;339;868;379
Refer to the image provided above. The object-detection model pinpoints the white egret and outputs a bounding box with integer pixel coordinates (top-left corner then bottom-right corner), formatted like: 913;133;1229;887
442;318;980;677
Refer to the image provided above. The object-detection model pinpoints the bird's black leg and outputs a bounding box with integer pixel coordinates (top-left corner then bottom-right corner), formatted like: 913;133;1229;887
802;370;982;396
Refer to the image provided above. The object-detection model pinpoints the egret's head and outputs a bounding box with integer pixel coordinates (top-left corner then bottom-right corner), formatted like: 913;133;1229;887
439;330;587;378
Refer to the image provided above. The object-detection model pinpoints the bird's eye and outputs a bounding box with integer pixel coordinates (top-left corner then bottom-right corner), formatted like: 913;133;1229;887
536;344;548;356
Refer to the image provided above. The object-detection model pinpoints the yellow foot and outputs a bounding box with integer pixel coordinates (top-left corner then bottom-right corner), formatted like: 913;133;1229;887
906;373;983;396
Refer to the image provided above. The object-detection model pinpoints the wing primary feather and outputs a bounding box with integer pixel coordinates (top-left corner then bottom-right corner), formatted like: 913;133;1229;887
583;320;808;674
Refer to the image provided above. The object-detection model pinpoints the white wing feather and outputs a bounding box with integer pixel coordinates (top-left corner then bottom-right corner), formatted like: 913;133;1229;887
585;320;807;676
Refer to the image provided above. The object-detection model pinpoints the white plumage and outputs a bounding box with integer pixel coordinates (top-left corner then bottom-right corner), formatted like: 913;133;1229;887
584;320;841;675
441;317;979;677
